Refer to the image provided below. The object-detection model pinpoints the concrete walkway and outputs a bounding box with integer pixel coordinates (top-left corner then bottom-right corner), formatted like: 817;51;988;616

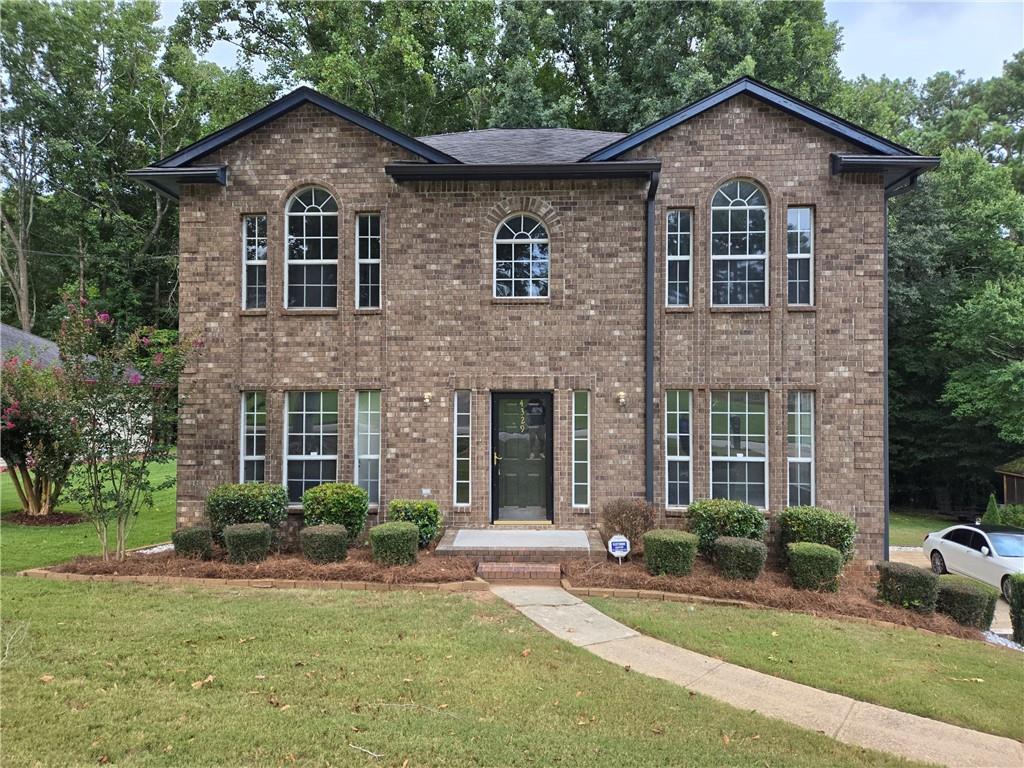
492;586;1024;768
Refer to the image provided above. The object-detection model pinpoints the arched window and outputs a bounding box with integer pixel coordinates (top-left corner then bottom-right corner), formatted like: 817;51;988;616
286;187;338;308
494;214;549;298
711;180;767;306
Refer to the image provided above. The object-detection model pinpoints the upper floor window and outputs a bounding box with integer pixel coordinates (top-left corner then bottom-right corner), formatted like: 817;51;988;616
242;215;267;309
356;213;381;309
787;207;814;306
666;210;692;307
286;187;338;309
494;214;549;298
711;180;767;306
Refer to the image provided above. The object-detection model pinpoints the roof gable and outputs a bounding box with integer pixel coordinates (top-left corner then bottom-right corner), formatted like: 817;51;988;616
154;87;459;168
583;77;917;161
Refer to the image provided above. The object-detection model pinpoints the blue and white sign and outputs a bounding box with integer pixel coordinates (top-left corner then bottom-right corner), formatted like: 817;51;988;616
608;534;631;563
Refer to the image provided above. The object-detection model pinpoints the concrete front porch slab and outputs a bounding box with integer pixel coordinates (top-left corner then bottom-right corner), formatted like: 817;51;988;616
436;529;602;562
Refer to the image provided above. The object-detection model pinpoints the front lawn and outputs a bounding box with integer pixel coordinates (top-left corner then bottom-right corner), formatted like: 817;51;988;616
889;508;956;548
0;460;176;573
589;596;1023;741
0;579;920;767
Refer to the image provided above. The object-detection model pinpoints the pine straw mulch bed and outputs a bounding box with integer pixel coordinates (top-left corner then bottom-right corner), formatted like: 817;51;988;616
563;557;982;641
4;511;86;527
52;547;478;584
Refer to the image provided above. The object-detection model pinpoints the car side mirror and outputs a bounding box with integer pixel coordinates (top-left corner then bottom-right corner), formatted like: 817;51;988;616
980;545;990;557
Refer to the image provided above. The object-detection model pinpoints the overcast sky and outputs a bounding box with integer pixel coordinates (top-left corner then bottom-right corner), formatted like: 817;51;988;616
159;1;1023;84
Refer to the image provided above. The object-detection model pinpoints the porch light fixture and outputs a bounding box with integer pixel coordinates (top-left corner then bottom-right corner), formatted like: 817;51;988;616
616;391;627;407
423;392;433;405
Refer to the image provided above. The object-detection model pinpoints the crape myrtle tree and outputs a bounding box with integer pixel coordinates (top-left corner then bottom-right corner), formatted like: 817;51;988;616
58;296;198;561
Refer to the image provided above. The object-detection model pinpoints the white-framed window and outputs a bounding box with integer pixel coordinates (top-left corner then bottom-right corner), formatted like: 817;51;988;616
787;207;813;306
355;390;381;505
711;180;768;306
710;390;767;506
665;390;691;507
285;187;338;309
572;391;590;507
284;391;338;504
240;391;266;482
494;214;549;298
787;391;815;506
453;390;471;506
666;210;692;307
356;213;381;309
242;215;268;309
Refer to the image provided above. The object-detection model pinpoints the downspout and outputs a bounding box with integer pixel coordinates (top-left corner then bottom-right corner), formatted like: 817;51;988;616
645;171;660;502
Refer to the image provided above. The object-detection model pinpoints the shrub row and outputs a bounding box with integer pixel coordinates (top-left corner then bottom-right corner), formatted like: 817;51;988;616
172;527;213;560
877;562;999;629
713;536;767;580
206;483;287;542
981;494;1024;527
299;524;348;564
787;542;843;591
685;499;766;555
643;530;698;576
370;521;419;565
1008;573;1024;644
224;522;272;564
778;506;857;563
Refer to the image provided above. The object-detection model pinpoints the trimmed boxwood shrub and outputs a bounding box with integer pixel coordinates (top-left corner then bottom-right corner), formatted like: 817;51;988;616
599;497;658;555
1009;573;1024;644
686;498;766;555
936;575;999;630
787;542;843;591
643;530;699;576
299;524;348;564
876;561;938;612
206;483;287;542
370;521;419;565
713;536;767;580
388;500;442;548
778;506;857;563
171;527;213;560
302;483;368;541
223;522;272;564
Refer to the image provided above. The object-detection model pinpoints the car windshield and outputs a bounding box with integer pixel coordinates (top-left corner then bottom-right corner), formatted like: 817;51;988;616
989;533;1024;558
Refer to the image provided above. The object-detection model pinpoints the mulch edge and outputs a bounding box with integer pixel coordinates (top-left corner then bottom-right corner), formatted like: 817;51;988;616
16;567;490;593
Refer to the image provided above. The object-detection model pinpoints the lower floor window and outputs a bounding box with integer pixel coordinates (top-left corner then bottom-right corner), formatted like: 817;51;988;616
787;391;815;506
241;391;266;482
665;390;691;507
710;390;767;506
572;391;590;507
454;390;471;506
356;390;381;505
285;390;338;503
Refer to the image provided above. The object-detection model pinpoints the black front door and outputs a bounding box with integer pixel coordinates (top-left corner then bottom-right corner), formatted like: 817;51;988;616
491;393;553;523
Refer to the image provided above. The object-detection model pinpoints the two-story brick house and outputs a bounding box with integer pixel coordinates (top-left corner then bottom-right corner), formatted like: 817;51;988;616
130;77;936;559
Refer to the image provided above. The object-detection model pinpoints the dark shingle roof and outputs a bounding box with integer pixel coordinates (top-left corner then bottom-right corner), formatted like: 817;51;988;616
0;323;60;367
416;128;626;164
997;457;1024;477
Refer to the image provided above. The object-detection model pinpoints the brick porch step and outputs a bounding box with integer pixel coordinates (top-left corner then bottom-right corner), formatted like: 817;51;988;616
435;529;603;563
477;562;562;585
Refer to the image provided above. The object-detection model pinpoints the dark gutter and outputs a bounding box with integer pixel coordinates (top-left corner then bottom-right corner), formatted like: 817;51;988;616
829;153;939;193
386;160;660;181
644;171;660;502
126;165;228;201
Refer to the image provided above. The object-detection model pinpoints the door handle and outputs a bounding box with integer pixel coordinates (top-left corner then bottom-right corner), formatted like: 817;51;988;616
493;452;502;465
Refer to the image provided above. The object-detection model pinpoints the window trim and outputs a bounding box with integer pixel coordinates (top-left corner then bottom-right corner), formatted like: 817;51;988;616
572;390;590;509
665;208;693;308
283;186;339;310
786;390;815;507
708;390;769;508
709;180;769;308
354;390;381;507
787;206;815;307
355;212;382;310
492;213;551;300
453;390;471;507
664;389;692;509
282;390;339;506
239;390;267;483
241;214;268;310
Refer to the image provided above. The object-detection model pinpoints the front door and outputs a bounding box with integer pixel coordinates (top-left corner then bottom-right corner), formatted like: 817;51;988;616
491;393;553;523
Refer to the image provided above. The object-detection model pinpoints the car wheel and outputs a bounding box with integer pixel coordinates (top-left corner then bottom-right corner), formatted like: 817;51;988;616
930;550;947;575
1002;576;1012;602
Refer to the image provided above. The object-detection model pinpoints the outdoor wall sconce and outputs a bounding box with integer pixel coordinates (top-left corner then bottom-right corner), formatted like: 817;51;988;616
616;391;627;406
423;392;433;405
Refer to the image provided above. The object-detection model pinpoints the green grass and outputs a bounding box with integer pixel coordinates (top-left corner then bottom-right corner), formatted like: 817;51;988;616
0;579;922;767
0;460;176;573
889;509;955;547
588;597;1023;741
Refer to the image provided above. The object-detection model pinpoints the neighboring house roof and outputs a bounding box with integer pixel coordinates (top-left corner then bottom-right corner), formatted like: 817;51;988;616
417;128;627;164
0;323;60;367
996;457;1024;477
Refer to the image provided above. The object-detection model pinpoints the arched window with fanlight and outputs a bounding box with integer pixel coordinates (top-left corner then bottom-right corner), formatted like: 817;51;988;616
494;214;549;298
286;186;338;308
711;180;768;306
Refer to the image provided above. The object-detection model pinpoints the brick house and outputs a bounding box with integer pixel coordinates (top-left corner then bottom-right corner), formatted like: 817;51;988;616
131;77;936;560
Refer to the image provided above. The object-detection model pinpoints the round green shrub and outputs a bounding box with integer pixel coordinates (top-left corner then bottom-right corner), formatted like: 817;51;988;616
778;506;857;563
302;483;368;541
787;542;843;591
936;575;999;629
643;530;699;576
713;536;767;580
1009;573;1024;644
223;522;272;564
388;500;442;548
299;524;349;564
876;561;938;612
369;521;419;566
686;498;766;555
171;527;213;560
206;483;287;542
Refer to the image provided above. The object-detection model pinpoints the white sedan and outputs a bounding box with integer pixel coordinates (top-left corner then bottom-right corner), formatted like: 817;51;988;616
925;524;1024;601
